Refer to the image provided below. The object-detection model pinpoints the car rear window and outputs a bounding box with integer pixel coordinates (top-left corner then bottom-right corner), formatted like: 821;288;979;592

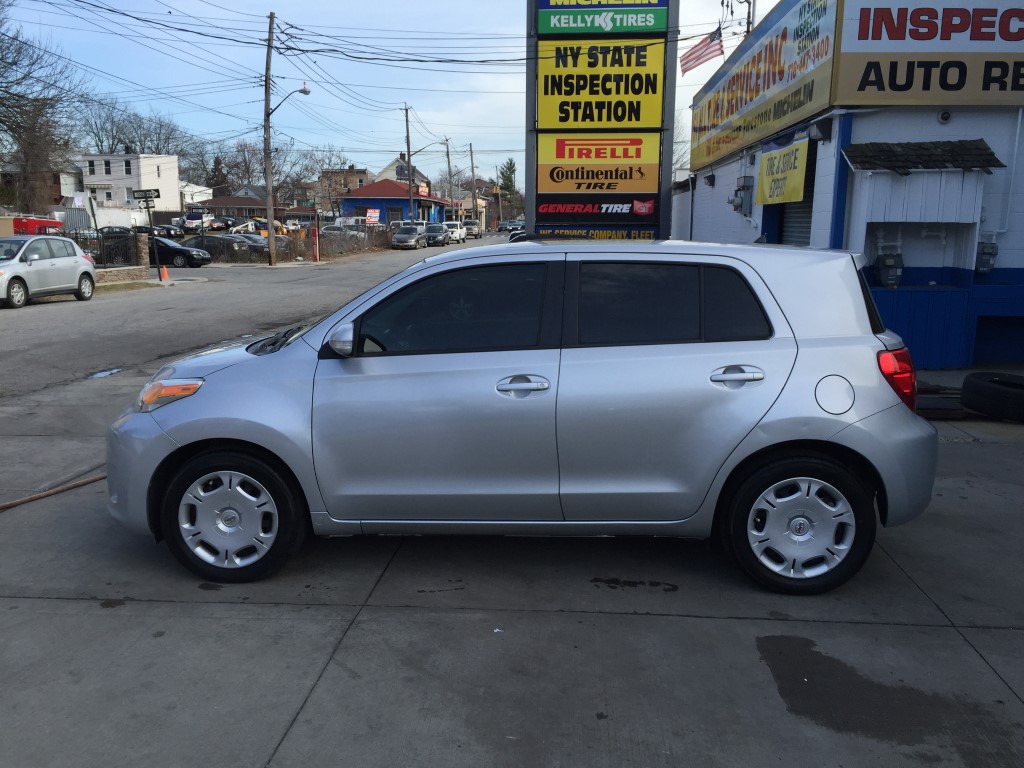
703;266;772;341
858;267;887;334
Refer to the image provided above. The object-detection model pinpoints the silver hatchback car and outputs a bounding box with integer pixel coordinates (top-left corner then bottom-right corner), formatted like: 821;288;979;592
107;241;937;593
0;235;96;308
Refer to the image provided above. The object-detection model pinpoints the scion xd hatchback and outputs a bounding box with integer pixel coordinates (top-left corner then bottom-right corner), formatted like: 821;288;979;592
107;241;937;594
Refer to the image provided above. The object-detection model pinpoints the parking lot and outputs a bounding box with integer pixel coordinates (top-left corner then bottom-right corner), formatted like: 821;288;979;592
1;263;1022;767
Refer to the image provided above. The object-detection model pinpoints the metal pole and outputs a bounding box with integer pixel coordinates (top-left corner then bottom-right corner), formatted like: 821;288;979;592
264;11;276;266
496;165;503;225
405;105;414;223
469;143;478;222
445;138;453;220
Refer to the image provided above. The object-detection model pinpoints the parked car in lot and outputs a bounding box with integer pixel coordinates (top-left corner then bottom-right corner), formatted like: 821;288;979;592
444;221;467;243
107;240;937;593
99;226;133;235
160;224;184;238
425;223;451;246
1;235;96;308
180;234;252;259
236;233;269;255
320;225;365;246
391;225;427;249
149;237;211;268
464;219;482;238
497;220;514;231
208;218;228;231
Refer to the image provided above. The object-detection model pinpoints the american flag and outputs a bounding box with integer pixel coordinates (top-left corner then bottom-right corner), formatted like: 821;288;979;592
678;26;724;76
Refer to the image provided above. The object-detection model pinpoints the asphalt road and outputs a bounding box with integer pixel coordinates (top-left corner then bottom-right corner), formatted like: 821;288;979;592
0;237;1022;767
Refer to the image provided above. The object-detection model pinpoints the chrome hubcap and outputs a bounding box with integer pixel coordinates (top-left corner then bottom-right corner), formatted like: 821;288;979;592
177;470;279;569
746;477;856;580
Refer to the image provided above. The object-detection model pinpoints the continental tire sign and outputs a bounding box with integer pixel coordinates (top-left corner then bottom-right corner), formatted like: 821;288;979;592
537;133;661;193
528;0;675;238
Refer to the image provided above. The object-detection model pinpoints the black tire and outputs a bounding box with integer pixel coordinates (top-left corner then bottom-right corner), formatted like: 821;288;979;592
6;278;28;308
960;371;1024;422
172;253;188;268
74;274;94;301
160;450;307;582
724;456;876;595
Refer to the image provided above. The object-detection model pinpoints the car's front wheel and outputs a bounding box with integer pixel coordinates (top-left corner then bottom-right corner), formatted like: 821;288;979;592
725;456;876;594
5;278;28;308
172;253;188;268
160;450;307;582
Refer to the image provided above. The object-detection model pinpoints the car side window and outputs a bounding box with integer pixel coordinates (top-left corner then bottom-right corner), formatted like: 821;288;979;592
45;239;74;258
579;262;700;345
703;266;771;341
577;262;772;346
23;241;51;260
358;263;548;355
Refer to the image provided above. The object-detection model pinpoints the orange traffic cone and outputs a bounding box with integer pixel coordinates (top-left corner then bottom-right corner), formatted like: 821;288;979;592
160;265;169;281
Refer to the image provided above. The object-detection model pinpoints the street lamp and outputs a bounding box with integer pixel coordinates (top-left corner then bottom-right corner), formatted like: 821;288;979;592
264;82;310;265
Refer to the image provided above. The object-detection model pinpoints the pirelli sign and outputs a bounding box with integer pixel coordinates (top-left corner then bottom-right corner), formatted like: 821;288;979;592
537;133;661;193
528;0;677;238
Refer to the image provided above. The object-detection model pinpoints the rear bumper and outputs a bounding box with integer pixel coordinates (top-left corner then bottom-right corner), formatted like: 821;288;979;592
831;405;938;527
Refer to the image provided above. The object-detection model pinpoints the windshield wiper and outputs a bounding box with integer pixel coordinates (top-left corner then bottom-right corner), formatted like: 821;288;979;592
249;326;304;355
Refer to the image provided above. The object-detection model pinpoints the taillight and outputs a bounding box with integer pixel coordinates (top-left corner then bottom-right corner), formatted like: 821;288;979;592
82;252;95;265
878;347;917;411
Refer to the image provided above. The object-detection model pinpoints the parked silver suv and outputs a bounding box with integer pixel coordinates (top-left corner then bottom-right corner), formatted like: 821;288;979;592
107;241;937;593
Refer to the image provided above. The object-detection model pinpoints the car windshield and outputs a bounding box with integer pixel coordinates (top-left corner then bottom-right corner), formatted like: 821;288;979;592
396;226;417;235
444;223;457;229
0;238;24;260
427;225;445;233
465;220;479;226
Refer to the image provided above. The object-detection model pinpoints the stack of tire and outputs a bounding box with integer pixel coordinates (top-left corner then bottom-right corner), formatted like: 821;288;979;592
960;372;1024;422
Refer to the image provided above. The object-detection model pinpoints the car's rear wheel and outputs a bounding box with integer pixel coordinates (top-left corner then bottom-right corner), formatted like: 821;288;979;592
172;253;188;268
5;278;28;308
74;274;94;301
725;457;876;594
160;450;306;582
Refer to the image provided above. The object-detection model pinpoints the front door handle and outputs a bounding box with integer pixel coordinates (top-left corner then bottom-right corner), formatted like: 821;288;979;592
496;375;550;398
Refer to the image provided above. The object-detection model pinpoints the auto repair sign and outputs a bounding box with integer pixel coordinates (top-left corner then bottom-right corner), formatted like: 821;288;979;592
835;0;1024;105
537;133;661;193
535;194;659;222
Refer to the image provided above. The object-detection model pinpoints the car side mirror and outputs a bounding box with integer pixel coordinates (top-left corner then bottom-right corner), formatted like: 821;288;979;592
24;253;38;263
327;323;355;357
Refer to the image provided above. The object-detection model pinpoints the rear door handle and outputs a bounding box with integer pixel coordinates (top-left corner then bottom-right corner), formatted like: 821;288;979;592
710;372;764;382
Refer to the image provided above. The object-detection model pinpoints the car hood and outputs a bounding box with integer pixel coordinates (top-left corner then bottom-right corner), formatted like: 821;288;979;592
155;341;253;380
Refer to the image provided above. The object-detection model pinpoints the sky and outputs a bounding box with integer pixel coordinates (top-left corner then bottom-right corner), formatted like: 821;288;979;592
10;0;779;186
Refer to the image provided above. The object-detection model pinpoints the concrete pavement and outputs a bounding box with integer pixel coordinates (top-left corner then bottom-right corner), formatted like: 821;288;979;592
1;344;1023;765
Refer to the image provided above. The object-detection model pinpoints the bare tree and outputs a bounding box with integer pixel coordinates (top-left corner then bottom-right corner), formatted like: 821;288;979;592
79;96;126;154
0;0;82;212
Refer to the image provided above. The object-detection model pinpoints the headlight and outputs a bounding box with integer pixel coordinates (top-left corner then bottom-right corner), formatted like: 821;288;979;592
137;378;203;412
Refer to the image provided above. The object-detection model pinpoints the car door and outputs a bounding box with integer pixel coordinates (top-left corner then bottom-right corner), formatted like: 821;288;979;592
557;255;798;521
45;238;80;289
19;239;60;291
312;257;565;522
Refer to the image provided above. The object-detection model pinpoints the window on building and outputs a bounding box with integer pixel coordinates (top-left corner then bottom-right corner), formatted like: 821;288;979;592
124;160;132;174
125;187;134;203
157;165;161;178
105;191;112;201
358;178;364;187
89;188;97;199
88;161;95;176
104;160;111;175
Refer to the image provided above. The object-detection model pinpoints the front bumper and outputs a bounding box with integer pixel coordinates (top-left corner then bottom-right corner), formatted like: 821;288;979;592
107;409;180;537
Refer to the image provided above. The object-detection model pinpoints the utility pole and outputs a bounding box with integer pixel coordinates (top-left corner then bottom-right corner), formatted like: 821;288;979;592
445;137;453;220
404;105;414;223
263;11;277;266
496;165;503;225
469;142;478;222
